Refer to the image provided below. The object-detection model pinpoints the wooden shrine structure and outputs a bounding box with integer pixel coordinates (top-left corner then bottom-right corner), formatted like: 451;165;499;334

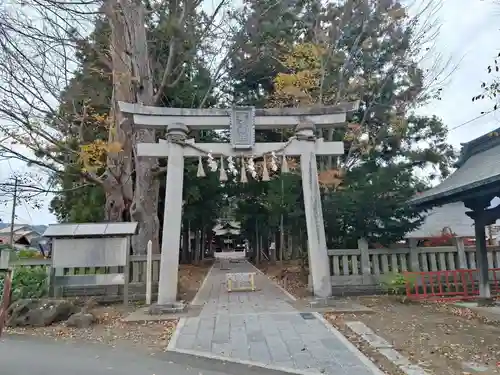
410;128;500;305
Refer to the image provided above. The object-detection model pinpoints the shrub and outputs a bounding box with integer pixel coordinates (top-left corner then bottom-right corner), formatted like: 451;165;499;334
17;249;44;259
380;272;417;295
0;267;49;302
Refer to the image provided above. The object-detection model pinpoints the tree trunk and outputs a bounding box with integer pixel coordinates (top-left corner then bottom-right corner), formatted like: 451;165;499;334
270;232;276;264
201;227;205;261
206;228;214;258
105;0;135;223
279;215;284;262
107;0;160;255
187;221;192;262
287;231;293;261
182;223;189;264
194;230;200;265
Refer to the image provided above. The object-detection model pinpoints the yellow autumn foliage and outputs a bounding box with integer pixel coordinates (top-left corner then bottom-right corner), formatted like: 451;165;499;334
80;140;123;172
77;111;123;172
272;42;324;107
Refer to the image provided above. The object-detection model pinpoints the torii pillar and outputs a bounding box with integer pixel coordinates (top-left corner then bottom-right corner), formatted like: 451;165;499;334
296;121;333;298
158;123;189;307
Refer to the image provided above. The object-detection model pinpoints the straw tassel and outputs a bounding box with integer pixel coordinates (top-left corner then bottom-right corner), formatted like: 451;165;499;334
281;155;289;173
196;156;206;177
262;155;270;181
240;158;248;183
219;156;228;182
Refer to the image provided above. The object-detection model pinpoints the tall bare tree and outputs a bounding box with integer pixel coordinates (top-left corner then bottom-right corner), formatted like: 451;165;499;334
0;0;233;254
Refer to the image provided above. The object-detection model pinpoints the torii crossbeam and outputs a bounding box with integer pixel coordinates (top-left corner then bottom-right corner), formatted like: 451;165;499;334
119;102;358;308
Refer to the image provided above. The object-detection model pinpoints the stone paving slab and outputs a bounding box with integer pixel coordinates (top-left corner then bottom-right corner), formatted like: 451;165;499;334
168;260;384;375
123;305;203;322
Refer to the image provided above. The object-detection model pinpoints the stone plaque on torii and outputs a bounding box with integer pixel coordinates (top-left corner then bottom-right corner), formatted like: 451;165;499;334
119;102;358;308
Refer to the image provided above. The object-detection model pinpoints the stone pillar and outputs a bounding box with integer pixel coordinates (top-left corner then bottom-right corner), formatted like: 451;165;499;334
296;121;332;298
0;248;9;269
157;123;188;306
146;240;153;305
357;238;371;276
453;236;468;269
408;238;420;271
474;215;492;305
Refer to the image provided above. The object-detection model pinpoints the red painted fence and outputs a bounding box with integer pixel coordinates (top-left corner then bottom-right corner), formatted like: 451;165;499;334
405;268;500;302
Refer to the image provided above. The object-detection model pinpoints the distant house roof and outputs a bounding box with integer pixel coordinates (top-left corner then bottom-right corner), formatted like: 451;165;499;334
410;129;500;207
0;225;30;234
0;235;29;245
0;225;44;238
43;222;139;238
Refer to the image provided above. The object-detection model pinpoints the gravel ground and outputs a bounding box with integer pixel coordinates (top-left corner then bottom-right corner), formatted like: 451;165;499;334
259;262;500;375
4;262;212;352
341;296;500;375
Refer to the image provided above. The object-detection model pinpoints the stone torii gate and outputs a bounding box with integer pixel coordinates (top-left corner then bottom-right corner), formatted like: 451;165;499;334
119;102;358;308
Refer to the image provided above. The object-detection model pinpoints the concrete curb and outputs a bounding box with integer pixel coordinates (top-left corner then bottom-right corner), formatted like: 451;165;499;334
190;262;215;306
168;262;214;351
313;313;387;375
344;320;431;375
167;316;186;351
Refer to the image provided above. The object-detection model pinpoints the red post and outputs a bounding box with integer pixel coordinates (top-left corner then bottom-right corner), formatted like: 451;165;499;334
0;269;12;337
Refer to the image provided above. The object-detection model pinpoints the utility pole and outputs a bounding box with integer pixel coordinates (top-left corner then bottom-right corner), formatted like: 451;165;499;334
487;225;494;246
279;128;285;263
9;177;18;247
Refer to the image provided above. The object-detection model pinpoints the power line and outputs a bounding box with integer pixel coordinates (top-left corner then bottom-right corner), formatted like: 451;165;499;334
448;109;496;132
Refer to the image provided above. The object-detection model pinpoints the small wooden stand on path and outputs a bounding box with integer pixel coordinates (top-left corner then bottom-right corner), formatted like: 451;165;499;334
226;272;256;292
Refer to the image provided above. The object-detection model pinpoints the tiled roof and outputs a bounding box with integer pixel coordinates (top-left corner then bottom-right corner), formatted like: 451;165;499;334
410;141;500;206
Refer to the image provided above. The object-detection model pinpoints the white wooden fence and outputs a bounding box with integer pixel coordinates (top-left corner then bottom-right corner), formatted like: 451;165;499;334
324;238;500;294
6;237;500;298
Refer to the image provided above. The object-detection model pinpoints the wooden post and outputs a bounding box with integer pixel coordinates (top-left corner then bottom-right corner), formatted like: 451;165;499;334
146;240;153;305
123;236;131;307
0;269;12;337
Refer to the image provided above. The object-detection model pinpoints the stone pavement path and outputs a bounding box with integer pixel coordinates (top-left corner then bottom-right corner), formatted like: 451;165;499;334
168;260;384;375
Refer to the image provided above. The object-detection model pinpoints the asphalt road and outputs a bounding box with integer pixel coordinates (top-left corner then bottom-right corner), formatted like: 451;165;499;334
1;334;292;375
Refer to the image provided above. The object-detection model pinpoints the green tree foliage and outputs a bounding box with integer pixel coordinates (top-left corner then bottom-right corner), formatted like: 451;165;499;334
47;0;457;258
226;0;456;249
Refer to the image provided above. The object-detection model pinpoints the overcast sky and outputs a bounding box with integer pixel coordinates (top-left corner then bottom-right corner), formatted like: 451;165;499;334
0;0;499;225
